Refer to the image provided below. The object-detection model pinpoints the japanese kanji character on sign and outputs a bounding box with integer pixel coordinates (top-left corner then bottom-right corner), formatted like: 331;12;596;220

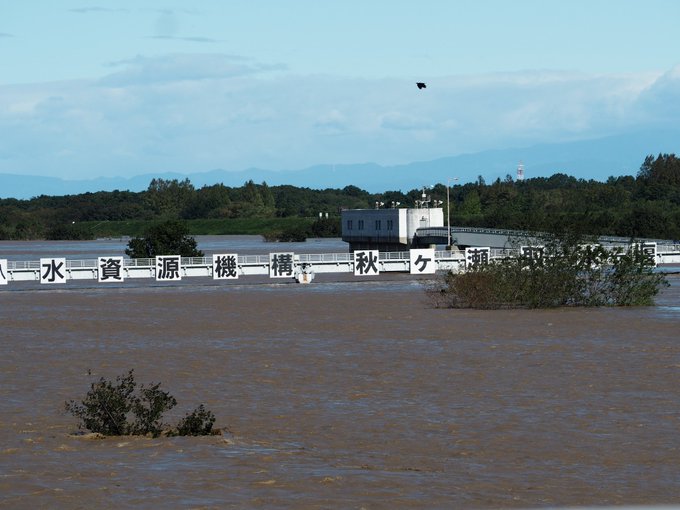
270;253;295;278
641;242;657;267
520;246;544;267
0;259;7;285
213;254;239;279
98;256;124;282
40;258;67;284
465;248;490;269
156;255;182;281
354;250;379;276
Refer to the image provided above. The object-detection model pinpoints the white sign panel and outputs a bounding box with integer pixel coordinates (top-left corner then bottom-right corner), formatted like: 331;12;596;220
0;259;7;285
641;242;658;267
409;248;436;274
156;255;182;281
520;246;545;262
40;257;67;284
270;252;295;278
465;247;490;269
98;256;124;282
213;253;239;279
354;250;380;276
520;245;545;268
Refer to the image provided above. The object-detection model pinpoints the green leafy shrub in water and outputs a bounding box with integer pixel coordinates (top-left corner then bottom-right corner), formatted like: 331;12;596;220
130;381;178;437
65;369;216;437
125;220;204;258
428;234;669;309
174;404;216;436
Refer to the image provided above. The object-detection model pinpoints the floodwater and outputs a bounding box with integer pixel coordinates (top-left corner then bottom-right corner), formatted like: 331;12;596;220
2;239;680;509
0;235;348;261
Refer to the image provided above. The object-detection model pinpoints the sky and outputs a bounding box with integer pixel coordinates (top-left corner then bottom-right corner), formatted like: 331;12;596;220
1;0;679;183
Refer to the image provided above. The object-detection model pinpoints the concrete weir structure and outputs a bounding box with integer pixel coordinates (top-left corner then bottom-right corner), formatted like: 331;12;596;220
341;207;444;252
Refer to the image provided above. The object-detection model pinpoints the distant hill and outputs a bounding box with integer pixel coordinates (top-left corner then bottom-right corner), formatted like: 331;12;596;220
1;129;677;199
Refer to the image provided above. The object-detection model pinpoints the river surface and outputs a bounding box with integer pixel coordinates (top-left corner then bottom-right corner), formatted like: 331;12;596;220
1;238;680;509
0;235;348;261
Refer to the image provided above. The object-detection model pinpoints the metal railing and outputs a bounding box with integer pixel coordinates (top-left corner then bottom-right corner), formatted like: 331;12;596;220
5;245;680;285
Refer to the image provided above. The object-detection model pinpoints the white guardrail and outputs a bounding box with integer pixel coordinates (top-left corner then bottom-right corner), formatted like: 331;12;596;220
1;245;679;285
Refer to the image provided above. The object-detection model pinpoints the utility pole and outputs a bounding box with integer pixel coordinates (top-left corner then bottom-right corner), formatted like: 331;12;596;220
447;177;459;250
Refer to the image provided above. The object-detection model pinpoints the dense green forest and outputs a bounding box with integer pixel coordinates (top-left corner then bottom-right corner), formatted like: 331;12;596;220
1;153;679;241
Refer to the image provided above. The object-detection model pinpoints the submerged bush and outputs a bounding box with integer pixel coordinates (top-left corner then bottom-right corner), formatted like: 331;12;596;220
428;234;669;309
66;369;217;437
174;404;216;436
262;225;308;242
125;220;203;258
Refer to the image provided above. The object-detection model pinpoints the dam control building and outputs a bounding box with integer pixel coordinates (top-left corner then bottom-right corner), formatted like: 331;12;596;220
341;206;444;252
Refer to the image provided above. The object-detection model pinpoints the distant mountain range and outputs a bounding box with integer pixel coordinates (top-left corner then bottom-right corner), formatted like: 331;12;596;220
1;129;678;199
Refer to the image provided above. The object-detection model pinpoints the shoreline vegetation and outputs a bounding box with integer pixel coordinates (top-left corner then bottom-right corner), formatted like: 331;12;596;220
428;233;670;309
1;154;679;242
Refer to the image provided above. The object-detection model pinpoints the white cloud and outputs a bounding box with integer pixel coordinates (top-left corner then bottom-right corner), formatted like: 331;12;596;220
380;112;435;131
154;10;179;38
314;109;348;134
149;35;217;43
99;54;285;86
68;7;129;13
635;64;680;123
0;56;675;180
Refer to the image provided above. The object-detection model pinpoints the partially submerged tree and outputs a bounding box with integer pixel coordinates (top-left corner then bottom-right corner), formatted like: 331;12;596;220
125;220;204;258
66;369;216;437
428;234;669;309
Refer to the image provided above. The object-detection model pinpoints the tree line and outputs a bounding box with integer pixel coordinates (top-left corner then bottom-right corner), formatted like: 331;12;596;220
1;153;679;241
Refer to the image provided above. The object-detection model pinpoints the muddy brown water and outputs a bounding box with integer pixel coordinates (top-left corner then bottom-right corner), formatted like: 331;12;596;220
2;275;680;509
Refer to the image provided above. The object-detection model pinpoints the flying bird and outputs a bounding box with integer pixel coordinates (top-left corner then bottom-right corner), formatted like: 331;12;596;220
416;82;426;89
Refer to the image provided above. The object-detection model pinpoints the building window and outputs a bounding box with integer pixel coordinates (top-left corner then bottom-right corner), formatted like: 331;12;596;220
375;220;381;230
387;219;393;231
358;220;364;230
347;220;353;230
